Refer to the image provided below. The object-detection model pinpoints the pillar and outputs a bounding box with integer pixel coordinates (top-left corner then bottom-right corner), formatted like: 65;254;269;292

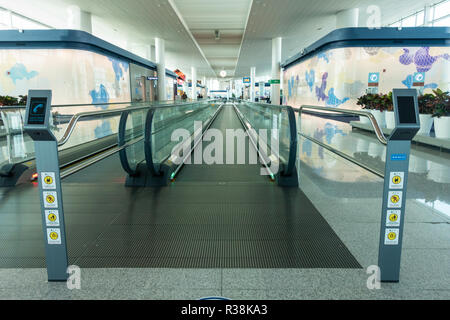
191;67;197;100
67;6;92;33
424;5;433;26
250;67;256;102
336;8;359;28
155;38;166;101
271;37;282;105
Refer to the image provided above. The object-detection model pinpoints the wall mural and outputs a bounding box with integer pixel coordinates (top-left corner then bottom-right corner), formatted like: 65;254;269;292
0;48;131;144
285;46;450;180
283;46;450;110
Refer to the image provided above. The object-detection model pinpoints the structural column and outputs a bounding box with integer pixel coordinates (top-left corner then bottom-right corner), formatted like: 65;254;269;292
67;5;92;33
336;8;359;28
155;38;166;101
191;67;197;100
250;67;256;102
424;5;433;26
271;37;282;105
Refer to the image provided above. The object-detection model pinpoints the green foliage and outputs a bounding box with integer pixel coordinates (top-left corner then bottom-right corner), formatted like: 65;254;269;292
431;88;450;118
0;95;28;106
0;96;19;106
357;89;449;117
356;92;392;112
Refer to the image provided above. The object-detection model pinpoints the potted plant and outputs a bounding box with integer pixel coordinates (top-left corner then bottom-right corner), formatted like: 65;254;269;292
417;93;435;136
383;92;396;129
356;93;387;128
431;89;450;139
356;93;375;125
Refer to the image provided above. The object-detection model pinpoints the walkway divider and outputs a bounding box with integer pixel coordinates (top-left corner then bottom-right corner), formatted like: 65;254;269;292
24;90;68;281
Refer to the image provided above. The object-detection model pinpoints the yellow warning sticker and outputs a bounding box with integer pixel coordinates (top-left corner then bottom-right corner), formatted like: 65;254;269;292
41;172;56;189
388;191;403;208
47;228;61;245
384;228;399;245
43;191;58;208
389;172;404;189
45;210;60;227
386;210;401;227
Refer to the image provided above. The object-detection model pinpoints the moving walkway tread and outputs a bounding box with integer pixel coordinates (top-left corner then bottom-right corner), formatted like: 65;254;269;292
0;104;361;269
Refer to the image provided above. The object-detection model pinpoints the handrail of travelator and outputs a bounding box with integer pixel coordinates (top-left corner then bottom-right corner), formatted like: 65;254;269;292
297;105;387;178
144;101;223;177
298;105;388;145
240;101;298;177
58;100;218;147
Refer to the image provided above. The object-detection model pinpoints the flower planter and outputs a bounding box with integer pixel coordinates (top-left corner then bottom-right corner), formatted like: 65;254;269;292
356;138;369;153
368;142;384;158
417;114;434;136
370;110;386;128
428;161;450;183
409;155;429;174
385;111;395;129
433;116;450;139
359;115;371;125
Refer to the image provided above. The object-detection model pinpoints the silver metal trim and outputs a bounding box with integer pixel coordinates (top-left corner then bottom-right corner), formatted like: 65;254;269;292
298;105;388;145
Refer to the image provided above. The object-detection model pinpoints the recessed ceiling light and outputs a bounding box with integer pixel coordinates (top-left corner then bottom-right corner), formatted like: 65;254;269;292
220;70;227;78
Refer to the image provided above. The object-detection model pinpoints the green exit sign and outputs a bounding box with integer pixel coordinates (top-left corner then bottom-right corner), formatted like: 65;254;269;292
269;79;280;84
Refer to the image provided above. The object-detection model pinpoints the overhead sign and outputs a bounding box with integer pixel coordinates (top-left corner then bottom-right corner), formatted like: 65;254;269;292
174;69;186;81
243;77;250;84
269;79;280;84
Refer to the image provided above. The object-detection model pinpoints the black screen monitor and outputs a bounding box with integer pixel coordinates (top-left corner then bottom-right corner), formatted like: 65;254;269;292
27;97;48;125
397;96;417;124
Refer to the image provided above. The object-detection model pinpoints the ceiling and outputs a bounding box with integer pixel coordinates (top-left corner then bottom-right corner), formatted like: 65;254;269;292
234;0;436;78
171;0;252;79
0;0;438;81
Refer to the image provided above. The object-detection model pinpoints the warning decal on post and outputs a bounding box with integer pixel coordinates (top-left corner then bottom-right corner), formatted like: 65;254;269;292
45;210;60;227
388;191;403;208
41;172;56;190
43;191;58;209
386;210;401;227
384;228;399;245
389;172;405;189
47;228;61;245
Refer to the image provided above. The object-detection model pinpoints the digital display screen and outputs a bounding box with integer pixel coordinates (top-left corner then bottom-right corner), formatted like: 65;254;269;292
397;96;417;124
27;98;48;125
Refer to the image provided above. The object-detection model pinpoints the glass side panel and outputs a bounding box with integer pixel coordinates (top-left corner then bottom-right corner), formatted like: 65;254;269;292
151;101;218;166
121;108;147;173
0;102;144;169
236;102;293;167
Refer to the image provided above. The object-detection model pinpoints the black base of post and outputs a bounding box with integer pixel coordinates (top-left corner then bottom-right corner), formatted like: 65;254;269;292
125;163;172;187
276;166;299;187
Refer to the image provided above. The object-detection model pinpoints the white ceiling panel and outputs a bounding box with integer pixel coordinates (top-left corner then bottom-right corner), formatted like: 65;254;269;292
235;0;436;78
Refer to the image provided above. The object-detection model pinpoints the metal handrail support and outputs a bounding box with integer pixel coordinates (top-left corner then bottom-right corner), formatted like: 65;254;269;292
298;105;388;145
57;100;218;147
297;105;387;178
